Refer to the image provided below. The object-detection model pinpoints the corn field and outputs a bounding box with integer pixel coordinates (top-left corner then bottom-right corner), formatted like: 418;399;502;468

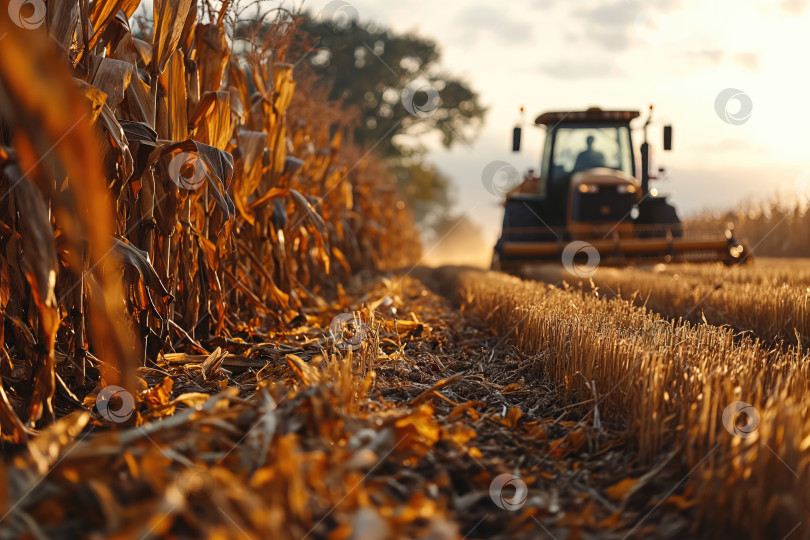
687;200;810;258
0;0;418;437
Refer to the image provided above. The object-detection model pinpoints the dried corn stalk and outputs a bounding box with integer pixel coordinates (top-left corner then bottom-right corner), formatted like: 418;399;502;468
0;2;419;438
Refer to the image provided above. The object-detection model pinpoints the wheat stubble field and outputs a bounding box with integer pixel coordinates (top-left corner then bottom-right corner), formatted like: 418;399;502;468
450;259;810;539
0;0;809;538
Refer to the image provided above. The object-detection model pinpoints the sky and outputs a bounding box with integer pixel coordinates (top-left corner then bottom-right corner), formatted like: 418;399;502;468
300;0;810;244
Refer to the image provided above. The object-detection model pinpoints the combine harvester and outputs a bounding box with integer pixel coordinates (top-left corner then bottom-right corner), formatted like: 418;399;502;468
492;106;747;274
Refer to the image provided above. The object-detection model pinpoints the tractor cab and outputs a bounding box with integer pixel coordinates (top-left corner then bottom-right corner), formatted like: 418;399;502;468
537;110;637;183
534;109;642;230
501;107;680;240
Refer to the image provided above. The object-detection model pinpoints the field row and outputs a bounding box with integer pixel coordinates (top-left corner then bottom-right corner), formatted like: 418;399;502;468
453;267;810;539
587;263;810;345
631;259;810;286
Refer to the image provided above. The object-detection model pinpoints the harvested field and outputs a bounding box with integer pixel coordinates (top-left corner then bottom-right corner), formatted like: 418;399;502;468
452;264;810;539
585;260;810;346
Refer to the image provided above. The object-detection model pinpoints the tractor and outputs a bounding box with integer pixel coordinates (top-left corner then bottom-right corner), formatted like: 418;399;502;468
491;105;746;273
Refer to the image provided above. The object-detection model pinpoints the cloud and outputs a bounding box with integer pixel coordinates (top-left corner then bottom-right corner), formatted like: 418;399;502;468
684;50;760;71
736;52;759;70
530;0;559;8
690;49;724;63
455;5;532;45
540;59;624;79
781;0;809;14
573;1;642;51
569;0;680;51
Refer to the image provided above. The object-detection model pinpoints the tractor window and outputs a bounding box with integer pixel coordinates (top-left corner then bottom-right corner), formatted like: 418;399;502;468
548;125;633;182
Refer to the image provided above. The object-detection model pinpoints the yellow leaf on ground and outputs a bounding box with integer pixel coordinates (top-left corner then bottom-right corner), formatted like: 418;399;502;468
605;477;638;501
549;429;587;458
660;493;698;511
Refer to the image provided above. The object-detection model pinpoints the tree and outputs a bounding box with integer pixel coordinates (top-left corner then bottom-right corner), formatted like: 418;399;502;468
293;17;486;160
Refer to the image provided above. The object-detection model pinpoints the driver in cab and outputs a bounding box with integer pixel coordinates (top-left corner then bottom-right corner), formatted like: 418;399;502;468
573;135;605;172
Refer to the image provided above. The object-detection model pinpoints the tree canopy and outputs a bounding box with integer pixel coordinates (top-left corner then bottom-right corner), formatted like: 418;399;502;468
294;17;486;160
